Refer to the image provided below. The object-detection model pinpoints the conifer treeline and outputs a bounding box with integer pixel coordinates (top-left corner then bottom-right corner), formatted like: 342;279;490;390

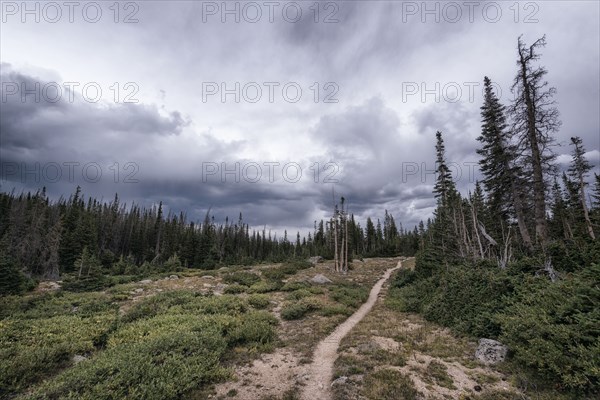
420;35;599;270
0;186;419;280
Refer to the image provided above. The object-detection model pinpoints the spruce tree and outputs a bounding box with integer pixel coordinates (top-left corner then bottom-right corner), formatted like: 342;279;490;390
567;136;595;239
477;76;533;250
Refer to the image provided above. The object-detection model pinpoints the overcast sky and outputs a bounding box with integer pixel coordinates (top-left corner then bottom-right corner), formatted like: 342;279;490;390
1;0;599;235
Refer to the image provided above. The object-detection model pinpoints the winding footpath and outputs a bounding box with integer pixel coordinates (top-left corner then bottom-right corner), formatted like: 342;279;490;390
301;258;407;400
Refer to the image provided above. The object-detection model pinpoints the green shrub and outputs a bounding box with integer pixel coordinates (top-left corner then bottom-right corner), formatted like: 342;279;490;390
281;297;322;320
281;281;309;291
0;252;34;296
330;284;369;309
227;311;278;348
170;294;248;315
421;267;515;338
224;284;247;294
223;271;261;286
0;312;117;395
498;265;600;392
0;291;117;320
247;294;270;309
248;280;282;293
389;265;515;338
162;253;183;273
319;304;352;317
121;290;198;322
285;289;313;301
262;260;311;281
390;269;417;289
25;328;230;400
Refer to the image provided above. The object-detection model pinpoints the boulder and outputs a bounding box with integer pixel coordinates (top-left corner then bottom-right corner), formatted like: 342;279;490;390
168;274;179;280
310;274;332;284
475;338;508;365
331;376;348;386
139;279;152;284
308;256;324;265
37;281;61;292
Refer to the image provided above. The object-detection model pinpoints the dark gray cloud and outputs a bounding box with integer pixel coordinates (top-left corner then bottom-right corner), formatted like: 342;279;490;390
1;1;599;234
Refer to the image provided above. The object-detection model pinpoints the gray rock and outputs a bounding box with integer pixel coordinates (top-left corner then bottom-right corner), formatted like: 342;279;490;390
213;283;226;295
134;288;144;294
139;279;152;284
310;274;333;284
308;256;324;265
72;355;87;364
201;275;215;279
168;275;179;280
475;338;508;365
37;281;62;292
331;376;348;386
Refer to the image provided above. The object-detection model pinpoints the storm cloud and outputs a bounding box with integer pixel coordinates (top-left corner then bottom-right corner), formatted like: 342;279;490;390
1;1;598;235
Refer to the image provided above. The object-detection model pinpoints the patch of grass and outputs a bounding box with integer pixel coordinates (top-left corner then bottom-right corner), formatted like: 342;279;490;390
334;354;372;377
362;369;419;400
423;360;456;390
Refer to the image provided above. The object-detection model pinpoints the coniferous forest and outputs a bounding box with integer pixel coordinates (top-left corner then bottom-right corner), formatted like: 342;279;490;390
0;186;418;293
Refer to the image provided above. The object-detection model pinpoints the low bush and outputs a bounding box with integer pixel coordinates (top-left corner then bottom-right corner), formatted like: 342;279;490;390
280;281;309;292
262;260;312;281
223;271;261;287
389;256;600;394
5;289;277;399
248;280;282;293
25;328;230;400
224;284;247;294
330;284;369;309
0;312;117;395
227;311;278;348
319;304;352;317
247;294;270;309
498;264;600;391
285;289;313;301
281;297;322;320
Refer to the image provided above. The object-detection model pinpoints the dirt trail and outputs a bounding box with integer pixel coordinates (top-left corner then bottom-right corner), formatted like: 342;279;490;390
300;259;405;400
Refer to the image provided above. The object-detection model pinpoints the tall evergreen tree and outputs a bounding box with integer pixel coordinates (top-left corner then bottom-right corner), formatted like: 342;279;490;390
509;35;560;246
567;136;595;239
477;76;533;250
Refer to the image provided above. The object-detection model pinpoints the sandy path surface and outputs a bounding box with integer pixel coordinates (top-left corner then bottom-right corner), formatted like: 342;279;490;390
300;259;405;400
